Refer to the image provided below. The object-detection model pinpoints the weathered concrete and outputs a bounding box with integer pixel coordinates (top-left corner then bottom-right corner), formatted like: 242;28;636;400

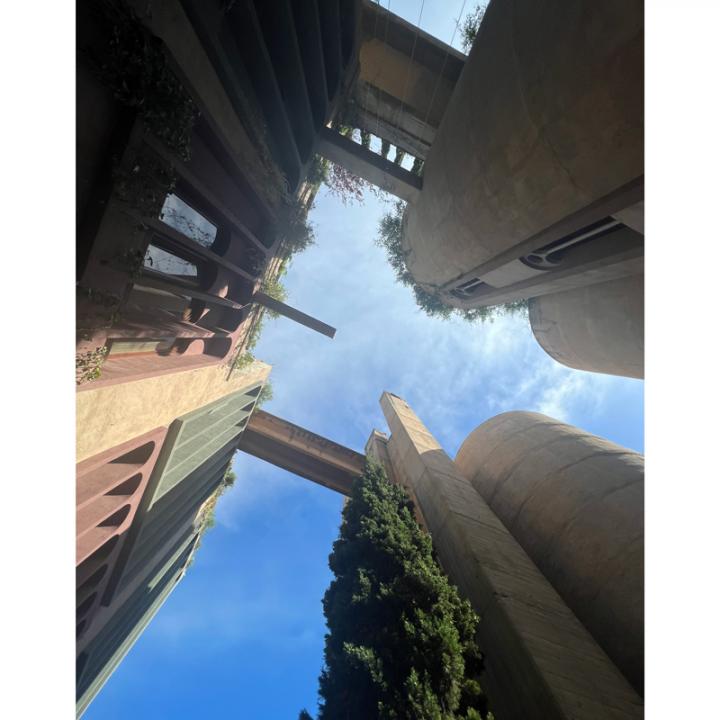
456;411;644;694
316;126;422;202
529;275;644;379
365;429;427;532
379;393;643;720
238;410;365;495
402;0;644;290
76;360;270;463
354;0;465;159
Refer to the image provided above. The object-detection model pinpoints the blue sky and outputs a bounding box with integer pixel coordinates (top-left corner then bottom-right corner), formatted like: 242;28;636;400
85;184;643;720
83;3;643;718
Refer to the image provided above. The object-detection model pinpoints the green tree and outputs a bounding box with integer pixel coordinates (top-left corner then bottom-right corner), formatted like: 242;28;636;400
256;382;273;408
261;276;288;319
306;464;489;720
375;201;528;323
460;3;489;53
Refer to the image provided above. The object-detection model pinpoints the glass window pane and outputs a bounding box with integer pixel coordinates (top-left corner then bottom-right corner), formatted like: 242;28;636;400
159;194;217;248
143;244;198;277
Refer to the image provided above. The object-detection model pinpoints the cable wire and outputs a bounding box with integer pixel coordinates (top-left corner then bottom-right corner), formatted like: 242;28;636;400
421;0;468;130
393;0;427;152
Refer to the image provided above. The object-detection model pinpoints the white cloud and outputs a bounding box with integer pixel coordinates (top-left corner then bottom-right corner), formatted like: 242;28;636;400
231;186;638;499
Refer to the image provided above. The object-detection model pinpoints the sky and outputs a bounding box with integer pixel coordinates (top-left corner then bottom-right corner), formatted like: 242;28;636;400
83;3;643;719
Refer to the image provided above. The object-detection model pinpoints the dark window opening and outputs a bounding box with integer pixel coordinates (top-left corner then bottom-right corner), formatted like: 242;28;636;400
450;277;490;300
520;217;624;270
143;243;199;279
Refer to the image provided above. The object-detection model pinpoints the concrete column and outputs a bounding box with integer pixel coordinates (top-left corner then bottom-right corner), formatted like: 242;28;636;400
529;275;644;379
455;411;644;695
316;126;422;202
379;392;642;720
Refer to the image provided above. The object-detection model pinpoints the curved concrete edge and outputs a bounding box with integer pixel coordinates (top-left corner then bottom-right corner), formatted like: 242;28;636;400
529;275;644;379
455;410;644;695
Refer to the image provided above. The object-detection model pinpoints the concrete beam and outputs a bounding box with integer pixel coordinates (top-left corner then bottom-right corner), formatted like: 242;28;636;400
353;81;434;159
253;291;336;339
316;126;422;203
238;410;365;495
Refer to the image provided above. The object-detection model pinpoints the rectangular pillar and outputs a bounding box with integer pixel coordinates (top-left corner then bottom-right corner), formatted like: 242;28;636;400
253;291;337;338
379;392;642;720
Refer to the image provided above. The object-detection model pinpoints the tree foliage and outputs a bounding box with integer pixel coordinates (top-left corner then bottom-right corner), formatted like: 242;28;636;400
305;464;490;720
375;202;527;323
460;3;489;54
256;382;274;408
194;463;239;534
261;276;288;319
89;0;198;160
324;162;369;205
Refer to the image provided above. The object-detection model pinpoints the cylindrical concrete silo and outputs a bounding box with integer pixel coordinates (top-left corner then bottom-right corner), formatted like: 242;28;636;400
529;274;644;379
402;0;644;289
455;411;644;694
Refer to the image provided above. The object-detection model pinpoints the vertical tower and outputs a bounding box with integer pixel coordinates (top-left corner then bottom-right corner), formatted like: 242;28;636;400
456;411;644;693
529;275;644;378
371;393;643;719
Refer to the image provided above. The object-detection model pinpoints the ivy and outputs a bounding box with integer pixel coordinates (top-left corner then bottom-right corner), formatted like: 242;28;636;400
112;146;176;219
76;346;109;385
89;0;198;161
375;201;528;322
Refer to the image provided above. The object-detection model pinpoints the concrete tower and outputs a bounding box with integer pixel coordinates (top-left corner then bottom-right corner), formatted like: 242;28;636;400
397;0;643;378
367;393;644;720
529;274;644;379
455;411;645;693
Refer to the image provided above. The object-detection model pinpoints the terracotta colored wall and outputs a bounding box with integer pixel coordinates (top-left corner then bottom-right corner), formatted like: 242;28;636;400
76;360;270;463
76;427;166;641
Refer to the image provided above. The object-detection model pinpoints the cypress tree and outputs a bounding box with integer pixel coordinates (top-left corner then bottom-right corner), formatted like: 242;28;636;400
307;463;489;720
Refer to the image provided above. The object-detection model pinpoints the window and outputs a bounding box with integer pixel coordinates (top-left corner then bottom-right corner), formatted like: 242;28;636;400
143;244;198;278
159;193;218;249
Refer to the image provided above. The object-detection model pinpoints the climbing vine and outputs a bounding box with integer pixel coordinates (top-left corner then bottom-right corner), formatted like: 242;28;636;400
376;201;528;322
88;0;198;160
